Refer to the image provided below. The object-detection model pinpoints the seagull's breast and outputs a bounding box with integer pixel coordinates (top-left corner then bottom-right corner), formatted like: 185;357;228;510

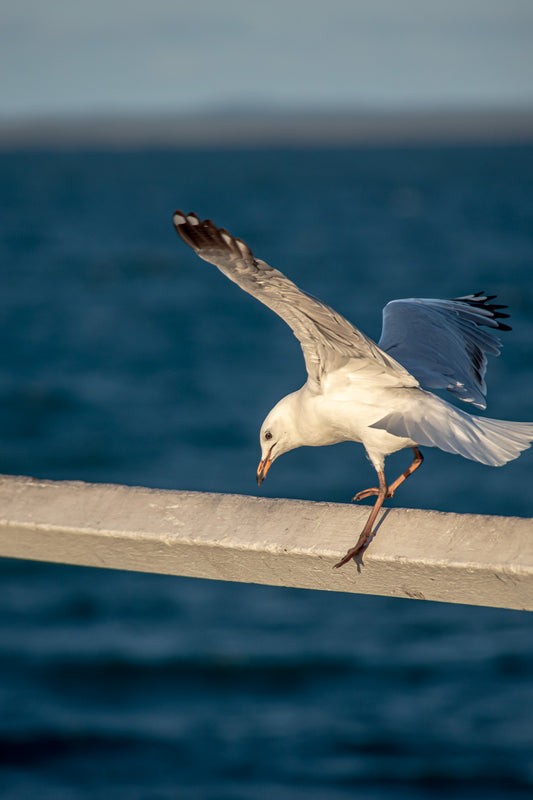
300;368;420;454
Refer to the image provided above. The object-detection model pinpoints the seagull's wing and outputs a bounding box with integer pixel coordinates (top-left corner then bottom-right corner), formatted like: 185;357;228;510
174;212;417;391
378;294;511;409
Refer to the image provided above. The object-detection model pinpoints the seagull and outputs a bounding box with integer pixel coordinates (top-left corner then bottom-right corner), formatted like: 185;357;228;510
173;211;533;568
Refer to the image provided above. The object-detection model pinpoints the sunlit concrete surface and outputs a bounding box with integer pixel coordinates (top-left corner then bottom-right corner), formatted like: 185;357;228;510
0;474;532;610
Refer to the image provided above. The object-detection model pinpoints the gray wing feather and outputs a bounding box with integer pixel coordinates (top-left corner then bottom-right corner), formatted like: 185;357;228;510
378;295;511;409
174;212;415;390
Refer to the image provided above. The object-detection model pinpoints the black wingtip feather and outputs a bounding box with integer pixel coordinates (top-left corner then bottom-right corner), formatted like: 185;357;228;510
173;212;257;267
452;292;512;332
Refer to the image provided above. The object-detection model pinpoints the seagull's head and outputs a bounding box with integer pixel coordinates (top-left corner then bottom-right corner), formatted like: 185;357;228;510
256;394;303;486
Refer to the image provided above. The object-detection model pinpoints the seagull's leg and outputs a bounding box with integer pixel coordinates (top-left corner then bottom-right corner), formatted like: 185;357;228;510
386;447;423;496
352;447;423;501
334;470;389;568
336;448;424;568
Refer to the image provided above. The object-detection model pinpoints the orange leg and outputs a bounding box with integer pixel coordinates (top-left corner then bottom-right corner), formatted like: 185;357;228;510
335;448;424;568
352;447;424;501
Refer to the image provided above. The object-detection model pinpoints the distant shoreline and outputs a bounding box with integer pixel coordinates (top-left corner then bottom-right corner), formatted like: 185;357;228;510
1;107;533;149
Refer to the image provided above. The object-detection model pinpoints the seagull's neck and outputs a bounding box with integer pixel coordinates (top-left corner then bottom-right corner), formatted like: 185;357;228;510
277;386;346;448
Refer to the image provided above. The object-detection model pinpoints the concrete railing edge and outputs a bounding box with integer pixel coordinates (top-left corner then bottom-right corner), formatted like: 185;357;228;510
1;474;532;610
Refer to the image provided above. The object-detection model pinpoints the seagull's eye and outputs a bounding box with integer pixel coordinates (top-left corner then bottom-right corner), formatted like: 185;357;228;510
265;431;273;441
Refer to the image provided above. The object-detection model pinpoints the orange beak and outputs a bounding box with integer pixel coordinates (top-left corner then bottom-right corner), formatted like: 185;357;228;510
256;447;274;486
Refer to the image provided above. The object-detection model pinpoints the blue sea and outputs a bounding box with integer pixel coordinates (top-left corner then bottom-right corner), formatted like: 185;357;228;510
1;146;533;799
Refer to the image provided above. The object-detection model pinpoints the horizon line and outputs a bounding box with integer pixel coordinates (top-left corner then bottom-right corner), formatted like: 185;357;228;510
1;105;533;150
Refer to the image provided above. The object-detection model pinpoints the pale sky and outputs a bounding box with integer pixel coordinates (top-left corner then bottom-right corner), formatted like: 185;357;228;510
2;0;533;117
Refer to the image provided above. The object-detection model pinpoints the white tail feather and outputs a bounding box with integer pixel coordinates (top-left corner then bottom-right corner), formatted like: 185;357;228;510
372;395;533;466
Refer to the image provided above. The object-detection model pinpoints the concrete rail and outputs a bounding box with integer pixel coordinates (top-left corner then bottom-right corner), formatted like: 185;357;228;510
0;473;532;610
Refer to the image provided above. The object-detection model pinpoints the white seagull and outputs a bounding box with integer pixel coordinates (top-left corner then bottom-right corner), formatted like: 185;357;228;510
173;211;533;568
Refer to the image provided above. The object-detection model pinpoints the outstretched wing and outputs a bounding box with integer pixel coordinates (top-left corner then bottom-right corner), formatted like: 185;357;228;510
173;212;416;391
378;294;511;409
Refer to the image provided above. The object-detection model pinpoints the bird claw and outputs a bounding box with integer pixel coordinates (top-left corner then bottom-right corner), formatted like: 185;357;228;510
334;533;374;568
352;487;394;502
352;487;379;502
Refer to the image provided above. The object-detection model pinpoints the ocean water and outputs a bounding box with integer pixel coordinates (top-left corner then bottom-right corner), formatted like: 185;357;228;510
1;146;533;798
